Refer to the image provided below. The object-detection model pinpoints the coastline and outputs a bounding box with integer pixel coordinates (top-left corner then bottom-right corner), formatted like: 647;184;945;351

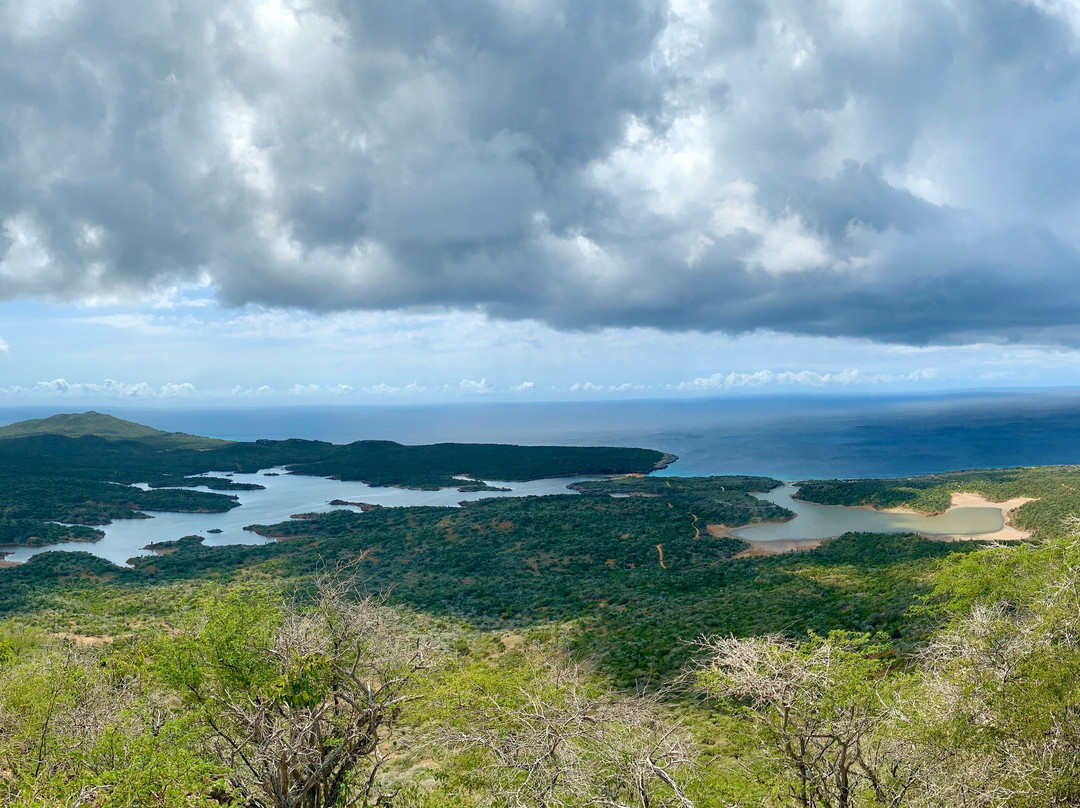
710;490;1036;556
707;521;827;557
652;452;679;471
879;492;1035;542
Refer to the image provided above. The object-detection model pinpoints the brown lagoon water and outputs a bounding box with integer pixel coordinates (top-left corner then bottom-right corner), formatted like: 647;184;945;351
733;485;1005;542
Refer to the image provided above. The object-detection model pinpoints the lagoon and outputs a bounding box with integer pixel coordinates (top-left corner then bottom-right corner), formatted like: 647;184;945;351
0;475;1020;568
734;485;1006;543
1;469;601;567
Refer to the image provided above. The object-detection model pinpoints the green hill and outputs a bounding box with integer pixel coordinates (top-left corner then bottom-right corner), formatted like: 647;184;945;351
0;412;228;448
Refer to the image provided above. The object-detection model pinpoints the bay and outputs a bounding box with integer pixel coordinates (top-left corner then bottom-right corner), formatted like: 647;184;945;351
6;390;1080;480
0;471;601;566
3;391;1078;564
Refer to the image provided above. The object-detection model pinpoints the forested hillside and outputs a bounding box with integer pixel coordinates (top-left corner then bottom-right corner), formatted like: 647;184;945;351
3;416;1080;805
3;521;1078;806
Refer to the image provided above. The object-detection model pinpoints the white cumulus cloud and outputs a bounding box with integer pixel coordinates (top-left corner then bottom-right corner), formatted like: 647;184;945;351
459;378;494;394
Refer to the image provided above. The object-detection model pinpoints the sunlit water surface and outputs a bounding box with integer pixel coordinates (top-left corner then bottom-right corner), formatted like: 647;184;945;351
0;470;602;566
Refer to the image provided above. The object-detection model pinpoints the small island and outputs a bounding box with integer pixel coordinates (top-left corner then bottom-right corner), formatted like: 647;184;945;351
328;500;381;511
143;534;206;555
0;412;665;547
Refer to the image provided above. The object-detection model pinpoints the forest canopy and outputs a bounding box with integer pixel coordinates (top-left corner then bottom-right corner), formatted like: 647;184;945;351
4;414;1080;805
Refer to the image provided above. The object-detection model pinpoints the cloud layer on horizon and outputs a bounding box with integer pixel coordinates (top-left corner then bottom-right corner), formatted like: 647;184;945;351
3;0;1080;345
0;367;952;403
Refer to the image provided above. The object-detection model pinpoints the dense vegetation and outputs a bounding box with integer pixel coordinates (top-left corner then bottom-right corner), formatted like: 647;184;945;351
0;480;968;686
0;412;666;545
569;474;790;526
0;414;667;489
0;471;242;547
0;519;103;547
284;441;672;488
6;413;1080;805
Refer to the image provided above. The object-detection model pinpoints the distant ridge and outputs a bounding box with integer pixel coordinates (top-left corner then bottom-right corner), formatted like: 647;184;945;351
0;412;168;440
0;412;229;447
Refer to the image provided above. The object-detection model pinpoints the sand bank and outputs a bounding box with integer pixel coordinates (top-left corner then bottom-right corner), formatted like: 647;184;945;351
941;492;1034;542
709;491;1036;556
708;522;824;557
880;492;1035;541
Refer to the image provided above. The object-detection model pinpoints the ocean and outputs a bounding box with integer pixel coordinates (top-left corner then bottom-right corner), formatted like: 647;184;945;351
4;390;1080;480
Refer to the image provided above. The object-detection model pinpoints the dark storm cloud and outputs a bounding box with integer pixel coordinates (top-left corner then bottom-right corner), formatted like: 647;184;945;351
2;0;1080;344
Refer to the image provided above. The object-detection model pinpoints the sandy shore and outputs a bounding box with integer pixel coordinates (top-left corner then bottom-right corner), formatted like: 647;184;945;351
707;523;825;557
941;492;1034;542
879;492;1035;541
732;538;827;558
708;491;1036;556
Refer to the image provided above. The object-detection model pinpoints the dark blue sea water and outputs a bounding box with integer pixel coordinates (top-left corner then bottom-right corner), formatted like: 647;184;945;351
4;391;1080;480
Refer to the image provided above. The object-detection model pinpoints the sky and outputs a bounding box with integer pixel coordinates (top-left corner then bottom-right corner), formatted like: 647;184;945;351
3;0;1080;405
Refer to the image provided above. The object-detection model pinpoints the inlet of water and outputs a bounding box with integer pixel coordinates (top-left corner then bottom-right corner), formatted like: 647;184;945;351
733;485;1005;542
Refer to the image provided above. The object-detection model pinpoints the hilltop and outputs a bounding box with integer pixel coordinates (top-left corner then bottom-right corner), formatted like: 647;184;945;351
0;412;228;448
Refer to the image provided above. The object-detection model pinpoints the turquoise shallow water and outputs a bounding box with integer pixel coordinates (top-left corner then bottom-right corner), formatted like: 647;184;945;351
733;485;1005;542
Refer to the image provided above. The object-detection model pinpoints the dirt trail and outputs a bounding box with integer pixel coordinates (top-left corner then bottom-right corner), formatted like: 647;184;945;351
689;512;701;539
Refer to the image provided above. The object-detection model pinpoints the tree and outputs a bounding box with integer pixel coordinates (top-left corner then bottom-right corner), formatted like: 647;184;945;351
428;651;696;808
900;585;1080;805
694;631;914;808
158;574;436;808
0;637;224;807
